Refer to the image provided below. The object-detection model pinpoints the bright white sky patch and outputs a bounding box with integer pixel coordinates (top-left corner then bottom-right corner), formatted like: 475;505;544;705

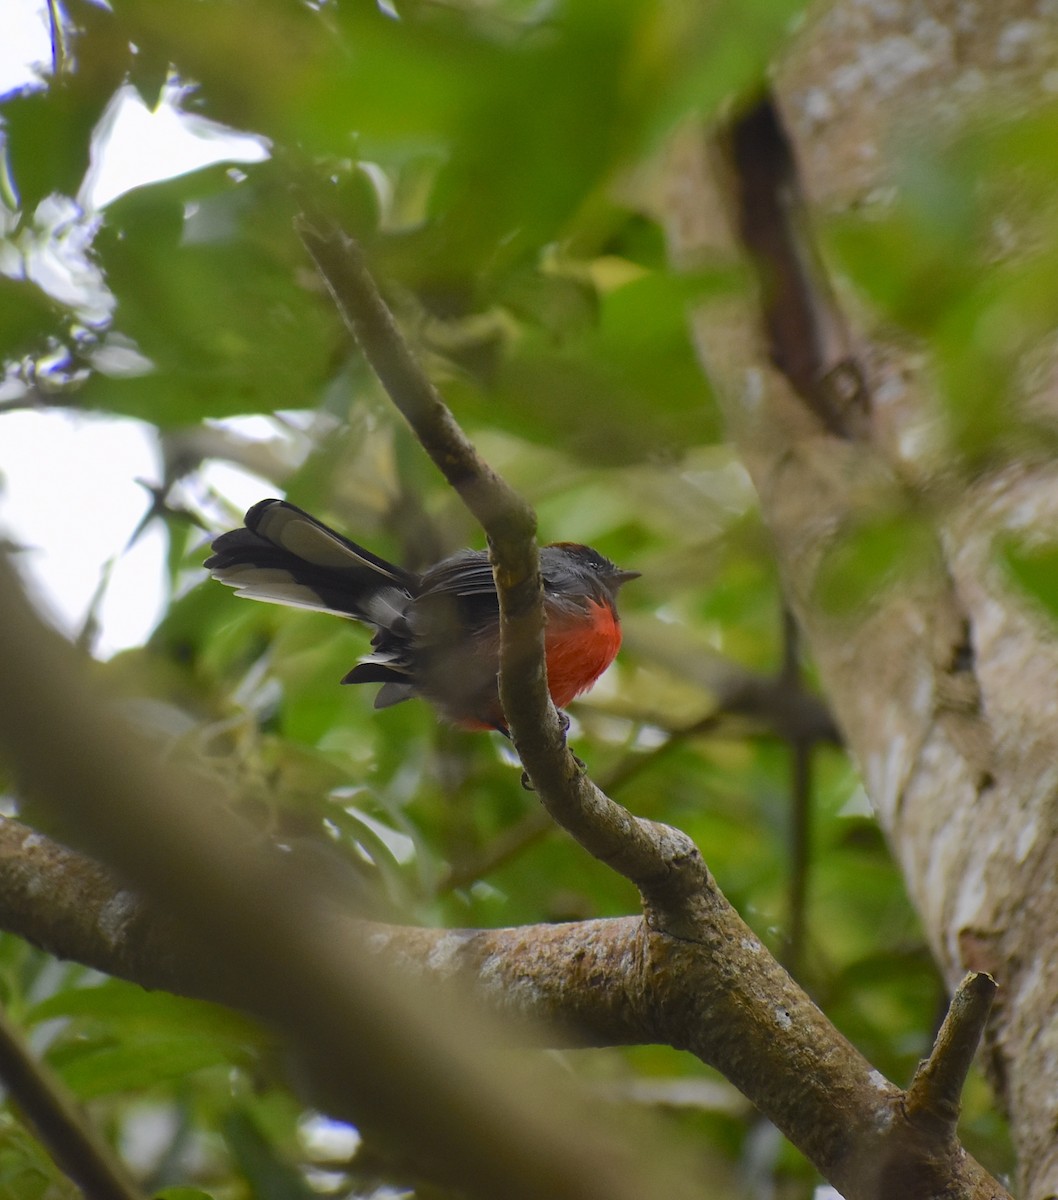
0;410;166;654
1;2;276;657
82;84;269;211
0;0;51;98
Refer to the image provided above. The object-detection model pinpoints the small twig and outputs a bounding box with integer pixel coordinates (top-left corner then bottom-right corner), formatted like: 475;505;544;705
620;621;840;746
785;736;812;977
0;1002;144;1200
780;607;812;979
440;808;554;895
905;971;997;1140
46;0;69;78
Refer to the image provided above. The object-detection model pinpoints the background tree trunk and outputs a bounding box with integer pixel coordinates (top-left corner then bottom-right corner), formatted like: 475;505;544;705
661;3;1058;1195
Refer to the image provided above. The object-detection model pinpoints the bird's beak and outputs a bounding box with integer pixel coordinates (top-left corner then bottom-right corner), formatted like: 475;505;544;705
611;569;641;588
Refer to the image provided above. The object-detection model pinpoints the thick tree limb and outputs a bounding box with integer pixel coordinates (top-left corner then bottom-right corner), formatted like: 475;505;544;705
713;88;1013;1193
0;786;1010;1199
0;816;901;1164
0;812;651;1046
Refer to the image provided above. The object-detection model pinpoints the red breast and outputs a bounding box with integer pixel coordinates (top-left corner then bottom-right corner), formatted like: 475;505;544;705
455;595;624;732
543;596;623;709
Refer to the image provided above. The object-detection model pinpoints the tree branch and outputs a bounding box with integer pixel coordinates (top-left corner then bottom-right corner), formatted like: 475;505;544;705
0;1000;144;1200
721;91;868;439
0;812;652;1047
291;199;1013;1197
780;607;814;978
294;211;526;538
0;551;708;1200
296;211;710;932
905;972;997;1141
0;789;1011;1199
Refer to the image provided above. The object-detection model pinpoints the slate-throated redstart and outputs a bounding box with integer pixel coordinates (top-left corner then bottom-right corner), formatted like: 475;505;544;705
206;499;639;734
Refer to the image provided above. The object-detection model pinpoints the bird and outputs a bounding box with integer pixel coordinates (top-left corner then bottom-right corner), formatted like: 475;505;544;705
205;499;639;734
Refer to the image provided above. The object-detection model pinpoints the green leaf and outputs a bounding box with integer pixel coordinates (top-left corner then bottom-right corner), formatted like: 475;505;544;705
83;167;336;424
454;269;727;463
224;1109;316;1200
0;275;62;364
814;511;937;616
1000;539;1058;622
51;1034;242;1099
29;978;257;1044
2;3;131;209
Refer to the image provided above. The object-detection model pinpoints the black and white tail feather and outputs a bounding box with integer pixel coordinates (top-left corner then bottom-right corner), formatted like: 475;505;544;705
205;499;425;709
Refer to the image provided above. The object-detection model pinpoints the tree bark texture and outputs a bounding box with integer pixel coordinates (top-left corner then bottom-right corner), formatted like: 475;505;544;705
0;813;1008;1198
659;3;1058;1195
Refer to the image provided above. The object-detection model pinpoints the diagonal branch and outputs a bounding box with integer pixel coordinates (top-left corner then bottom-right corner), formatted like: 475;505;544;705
0;999;144;1200
293;213;527;541
296;211;710;929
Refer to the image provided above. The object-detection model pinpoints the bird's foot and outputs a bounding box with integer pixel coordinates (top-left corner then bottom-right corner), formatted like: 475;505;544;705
518;712;576;789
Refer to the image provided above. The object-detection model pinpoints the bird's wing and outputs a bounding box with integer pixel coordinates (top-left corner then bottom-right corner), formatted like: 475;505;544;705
418;550;498;599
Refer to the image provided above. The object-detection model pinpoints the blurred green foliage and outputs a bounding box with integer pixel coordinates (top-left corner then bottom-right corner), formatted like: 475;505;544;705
0;0;1028;1195
826;104;1058;466
1001;538;1058;622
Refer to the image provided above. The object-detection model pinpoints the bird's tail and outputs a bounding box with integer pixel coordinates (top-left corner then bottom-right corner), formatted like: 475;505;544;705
205;499;416;631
